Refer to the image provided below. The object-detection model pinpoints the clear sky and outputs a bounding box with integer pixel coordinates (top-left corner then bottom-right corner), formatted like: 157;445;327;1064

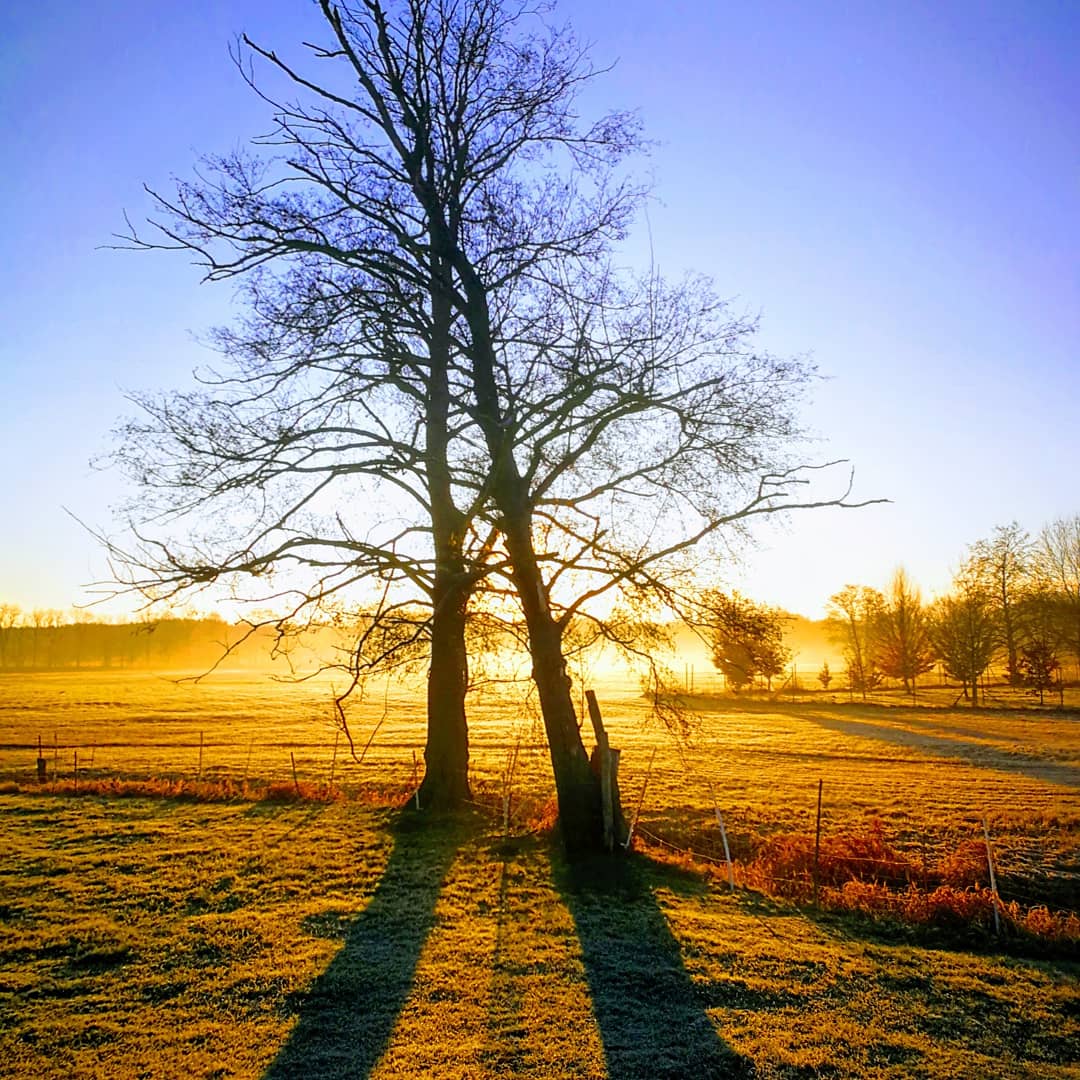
1;0;1077;618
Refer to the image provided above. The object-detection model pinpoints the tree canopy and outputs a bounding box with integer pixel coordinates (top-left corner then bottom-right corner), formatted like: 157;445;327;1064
110;0;872;850
699;590;790;691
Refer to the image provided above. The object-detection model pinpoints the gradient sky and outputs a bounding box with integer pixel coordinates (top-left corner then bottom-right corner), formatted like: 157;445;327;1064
1;0;1077;618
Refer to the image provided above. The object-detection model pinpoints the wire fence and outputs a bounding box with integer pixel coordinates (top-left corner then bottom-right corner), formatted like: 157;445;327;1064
4;669;1080;929
5;730;1077;919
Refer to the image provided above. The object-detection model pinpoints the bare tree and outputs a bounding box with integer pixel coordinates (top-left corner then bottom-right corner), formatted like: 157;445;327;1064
875;568;935;695
969;522;1032;684
115;0;875;850
1035;515;1080;680
929;569;998;706
827;585;884;700
114;0;611;809
114;0;643;830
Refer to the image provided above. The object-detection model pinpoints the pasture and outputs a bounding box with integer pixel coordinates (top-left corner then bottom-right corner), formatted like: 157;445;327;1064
1;671;1079;1077
3;671;1078;889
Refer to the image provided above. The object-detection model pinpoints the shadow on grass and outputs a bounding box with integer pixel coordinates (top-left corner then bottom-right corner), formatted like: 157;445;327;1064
554;849;754;1080
799;712;1080;789
681;694;1080;788
263;810;462;1080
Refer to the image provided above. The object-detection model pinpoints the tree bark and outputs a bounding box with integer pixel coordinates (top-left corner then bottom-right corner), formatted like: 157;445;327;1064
501;516;603;853
419;574;470;808
417;254;471;809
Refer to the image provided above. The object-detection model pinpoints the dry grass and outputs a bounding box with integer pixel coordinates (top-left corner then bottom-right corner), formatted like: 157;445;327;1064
1;794;1078;1078
641;819;1080;953
2;671;1079;1076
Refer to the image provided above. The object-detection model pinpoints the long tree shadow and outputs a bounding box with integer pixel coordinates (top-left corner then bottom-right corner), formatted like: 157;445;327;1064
263;810;463;1080
554;849;753;1080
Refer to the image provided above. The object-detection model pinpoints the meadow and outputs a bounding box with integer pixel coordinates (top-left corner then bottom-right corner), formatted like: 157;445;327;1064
1;670;1078;1077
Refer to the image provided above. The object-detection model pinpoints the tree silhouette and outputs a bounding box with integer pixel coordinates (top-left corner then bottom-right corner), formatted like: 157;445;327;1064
112;0;874;849
699;590;790;691
827;585;884;700
1035;516;1080;680
1018;640;1060;705
875;568;935;695
929;569;998;706
969;522;1032;685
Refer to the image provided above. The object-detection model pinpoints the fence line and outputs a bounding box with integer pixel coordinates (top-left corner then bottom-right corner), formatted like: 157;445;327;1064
8;735;1080;780
4;732;1078;911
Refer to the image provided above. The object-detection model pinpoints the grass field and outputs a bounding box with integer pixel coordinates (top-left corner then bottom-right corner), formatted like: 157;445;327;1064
4;671;1076;900
2;671;1079;1077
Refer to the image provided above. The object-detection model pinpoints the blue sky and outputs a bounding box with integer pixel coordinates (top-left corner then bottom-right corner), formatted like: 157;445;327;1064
1;0;1077;617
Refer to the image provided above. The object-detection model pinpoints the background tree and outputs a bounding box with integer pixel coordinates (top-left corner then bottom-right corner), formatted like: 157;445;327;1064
827;585;884;700
1035;515;1080;681
1016;580;1063;704
699;590;791;691
875;568;935;695
817;660;832;690
928;569;998;706
0;604;19;669
1018;640;1060;705
968;521;1032;684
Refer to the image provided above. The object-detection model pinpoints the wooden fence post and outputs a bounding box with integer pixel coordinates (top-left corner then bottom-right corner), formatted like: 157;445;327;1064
712;795;735;892
73;750;79;793
623;747;656;850
291;751;301;797
585;690;617;851
37;734;46;783
197;731;204;781
812;779;823;907
983;818;1002;936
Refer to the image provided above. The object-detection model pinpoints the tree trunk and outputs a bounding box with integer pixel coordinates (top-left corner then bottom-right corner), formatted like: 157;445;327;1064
429;213;606;850
417;254;471;810
502;515;603;853
418;576;470;809
459;292;603;848
1005;631;1019;686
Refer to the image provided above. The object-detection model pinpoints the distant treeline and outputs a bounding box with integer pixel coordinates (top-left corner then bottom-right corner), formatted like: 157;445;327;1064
681;517;1080;702
822;517;1080;703
0;611;288;671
